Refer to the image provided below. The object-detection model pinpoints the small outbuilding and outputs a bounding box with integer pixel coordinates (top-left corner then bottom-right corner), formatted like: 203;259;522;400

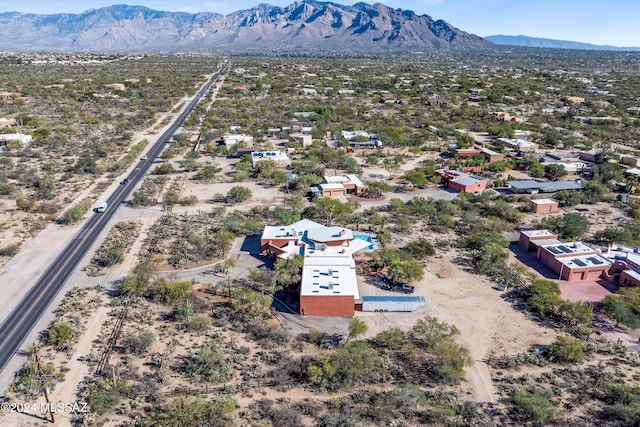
531;198;559;214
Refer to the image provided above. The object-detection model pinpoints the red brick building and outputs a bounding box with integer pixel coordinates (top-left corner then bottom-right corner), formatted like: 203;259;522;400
448;176;488;193
531;199;559;214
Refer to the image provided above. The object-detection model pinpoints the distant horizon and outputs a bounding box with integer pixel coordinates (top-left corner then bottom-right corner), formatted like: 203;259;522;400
2;0;639;47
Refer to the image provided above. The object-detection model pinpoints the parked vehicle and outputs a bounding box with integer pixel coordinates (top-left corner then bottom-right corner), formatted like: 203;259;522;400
392;284;415;294
96;202;108;213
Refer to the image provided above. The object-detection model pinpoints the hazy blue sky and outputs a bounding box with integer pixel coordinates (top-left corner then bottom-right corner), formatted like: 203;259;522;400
3;0;638;47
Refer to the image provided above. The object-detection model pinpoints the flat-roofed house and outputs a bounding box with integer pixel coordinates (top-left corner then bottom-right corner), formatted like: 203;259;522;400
320;183;347;198
537;241;611;281
251;151;290;167
448;176;487;193
323;175;368;196
260;219;371;316
519;229;561;252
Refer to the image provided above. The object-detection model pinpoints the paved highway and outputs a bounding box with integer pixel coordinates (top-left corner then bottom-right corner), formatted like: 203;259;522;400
0;59;230;377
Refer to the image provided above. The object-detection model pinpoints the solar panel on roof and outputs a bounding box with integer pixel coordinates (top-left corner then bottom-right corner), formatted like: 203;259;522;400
558;245;572;253
573;259;587;267
589;257;604;265
548;247;562;255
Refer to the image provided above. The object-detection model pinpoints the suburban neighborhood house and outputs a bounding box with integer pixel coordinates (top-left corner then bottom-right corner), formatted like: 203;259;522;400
222;133;253;149
251;150;291;167
260;219;371;316
507;180;585;194
310;175;369;199
519;230;612;281
436;169;488;193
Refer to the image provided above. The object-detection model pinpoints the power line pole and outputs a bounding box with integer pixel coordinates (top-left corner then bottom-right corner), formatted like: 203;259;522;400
34;344;55;423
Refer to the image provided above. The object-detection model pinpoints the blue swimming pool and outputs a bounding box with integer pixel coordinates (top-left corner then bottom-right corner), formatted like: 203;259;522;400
354;234;374;250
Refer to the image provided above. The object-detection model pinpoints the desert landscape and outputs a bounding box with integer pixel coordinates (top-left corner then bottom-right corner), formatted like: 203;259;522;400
2;48;640;427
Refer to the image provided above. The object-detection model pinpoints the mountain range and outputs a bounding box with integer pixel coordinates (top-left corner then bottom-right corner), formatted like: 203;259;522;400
486;35;640;52
0;2;493;53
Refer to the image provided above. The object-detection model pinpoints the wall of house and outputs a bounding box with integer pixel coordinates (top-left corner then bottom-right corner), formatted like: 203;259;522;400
535;203;559;214
260;237;297;248
537;249;608;281
449;180;487;193
620;270;640;287
300;295;355;316
519;234;533;251
321;188;346;197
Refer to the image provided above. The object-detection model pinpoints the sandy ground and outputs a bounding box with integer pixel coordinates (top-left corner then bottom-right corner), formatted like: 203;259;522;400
0;77;219;396
415;252;557;402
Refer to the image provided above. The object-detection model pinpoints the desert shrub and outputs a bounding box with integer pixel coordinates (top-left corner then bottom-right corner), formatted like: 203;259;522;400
0;244;19;257
244;321;290;348
0;182;15;195
185;346;230;383
226;185;252;204
374;327;405;350
185;315;211;335
152;163;175;175
547;335;585;364
306;341;385;390
121;328;155;356
143;396;235;427
147;278;193;306
401;238;436;259
511;389;557;426
82;376;131;416
47;321;76;351
93;247;124;268
59;199;92;224
525;279;562;317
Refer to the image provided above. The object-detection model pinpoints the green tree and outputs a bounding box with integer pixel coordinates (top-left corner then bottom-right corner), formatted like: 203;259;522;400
273;208;301;225
226;186;252;204
148;279;194;306
544;163;567;179
59;199;92;224
306;197;354;226
306;341;384;390
547;335;585;364
196;165;221;180
600;296;640;328
387;257;424;285
374;327;404;350
347;317;368;341
274;254;304;290
527;279;562;317
404;170;428;188
153;163;175;175
214;229;235;257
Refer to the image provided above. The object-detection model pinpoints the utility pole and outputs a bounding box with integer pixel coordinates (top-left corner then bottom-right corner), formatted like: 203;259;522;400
34;344;55;424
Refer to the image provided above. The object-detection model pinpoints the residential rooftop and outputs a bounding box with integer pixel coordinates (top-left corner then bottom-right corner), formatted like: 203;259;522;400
301;257;359;298
521;229;557;238
557;254;612;269
541;241;599;257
